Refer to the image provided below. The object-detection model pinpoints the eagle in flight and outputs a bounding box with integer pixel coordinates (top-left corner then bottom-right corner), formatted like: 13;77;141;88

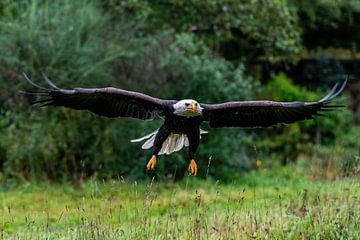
23;73;346;176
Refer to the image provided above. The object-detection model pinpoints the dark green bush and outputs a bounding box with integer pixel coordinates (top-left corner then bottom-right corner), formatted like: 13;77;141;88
0;0;151;182
253;73;352;165
0;0;257;182
0;1;355;183
104;0;301;60
289;0;360;50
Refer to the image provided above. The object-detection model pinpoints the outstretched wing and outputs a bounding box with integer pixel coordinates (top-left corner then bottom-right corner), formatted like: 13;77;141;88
201;81;347;128
22;73;176;120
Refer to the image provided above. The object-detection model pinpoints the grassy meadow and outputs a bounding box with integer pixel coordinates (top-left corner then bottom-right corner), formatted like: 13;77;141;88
1;1;360;239
1;167;359;239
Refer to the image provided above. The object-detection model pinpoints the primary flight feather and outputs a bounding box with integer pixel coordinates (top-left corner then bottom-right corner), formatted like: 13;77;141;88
23;73;346;176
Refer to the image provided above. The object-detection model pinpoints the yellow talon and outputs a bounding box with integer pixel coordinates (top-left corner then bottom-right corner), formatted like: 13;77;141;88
146;155;157;171
188;159;197;176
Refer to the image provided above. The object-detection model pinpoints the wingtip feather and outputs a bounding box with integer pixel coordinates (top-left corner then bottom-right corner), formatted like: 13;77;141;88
22;72;49;90
319;77;347;103
41;72;60;90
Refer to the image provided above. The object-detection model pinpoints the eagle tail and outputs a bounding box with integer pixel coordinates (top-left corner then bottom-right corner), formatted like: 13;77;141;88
130;129;208;155
159;133;188;155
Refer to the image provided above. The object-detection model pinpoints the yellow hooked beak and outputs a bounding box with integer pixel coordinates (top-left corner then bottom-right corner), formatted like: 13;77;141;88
187;103;197;113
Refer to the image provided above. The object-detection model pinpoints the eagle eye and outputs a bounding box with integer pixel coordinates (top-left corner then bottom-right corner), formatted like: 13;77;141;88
185;103;190;106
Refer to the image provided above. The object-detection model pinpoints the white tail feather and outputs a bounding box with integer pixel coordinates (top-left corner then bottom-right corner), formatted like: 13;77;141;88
130;130;158;143
131;128;207;155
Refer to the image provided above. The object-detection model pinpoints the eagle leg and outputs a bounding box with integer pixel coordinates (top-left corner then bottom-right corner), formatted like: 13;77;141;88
187;130;200;176
146;126;169;171
147;155;157;171
188;159;197;176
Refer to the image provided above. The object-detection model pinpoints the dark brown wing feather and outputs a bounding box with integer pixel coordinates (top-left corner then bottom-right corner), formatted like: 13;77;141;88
22;73;175;120
200;81;347;128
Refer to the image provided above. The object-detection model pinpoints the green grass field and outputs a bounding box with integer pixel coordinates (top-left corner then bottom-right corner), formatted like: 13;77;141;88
0;168;359;239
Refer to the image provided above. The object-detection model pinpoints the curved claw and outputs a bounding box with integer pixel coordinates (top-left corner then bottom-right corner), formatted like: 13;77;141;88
188;159;197;176
146;155;157;171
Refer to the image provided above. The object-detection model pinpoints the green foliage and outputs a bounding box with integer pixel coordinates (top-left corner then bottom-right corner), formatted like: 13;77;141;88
261;73;318;101
0;0;139;90
289;0;360;50
105;0;301;60
0;0;356;182
0;0;153;181
160;33;255;102
0;1;259;181
254;74;353;165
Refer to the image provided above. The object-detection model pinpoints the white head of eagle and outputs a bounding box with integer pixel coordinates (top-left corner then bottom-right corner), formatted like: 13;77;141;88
173;99;203;117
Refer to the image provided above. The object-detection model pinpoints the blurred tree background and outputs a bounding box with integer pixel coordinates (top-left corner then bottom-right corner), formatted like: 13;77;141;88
0;0;359;183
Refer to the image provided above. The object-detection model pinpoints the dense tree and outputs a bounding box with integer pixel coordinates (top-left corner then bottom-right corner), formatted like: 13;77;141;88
290;0;360;50
104;0;301;61
0;0;357;182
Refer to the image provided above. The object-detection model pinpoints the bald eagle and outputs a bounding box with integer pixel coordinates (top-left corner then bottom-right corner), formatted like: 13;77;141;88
23;73;346;176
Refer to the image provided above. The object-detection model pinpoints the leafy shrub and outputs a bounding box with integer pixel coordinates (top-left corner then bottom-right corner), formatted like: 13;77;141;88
160;33;256;102
0;1;353;183
290;0;360;50
104;0;301;59
0;0;152;183
0;0;142;90
254;73;352;165
0;1;257;182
